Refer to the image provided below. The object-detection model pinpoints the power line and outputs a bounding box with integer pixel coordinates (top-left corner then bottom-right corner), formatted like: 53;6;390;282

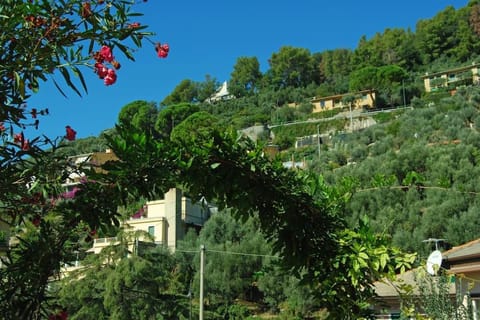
175;247;279;259
356;185;480;196
206;248;279;259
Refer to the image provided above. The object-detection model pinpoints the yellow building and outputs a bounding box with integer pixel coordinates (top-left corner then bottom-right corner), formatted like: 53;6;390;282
422;63;480;93
88;188;214;254
310;89;376;113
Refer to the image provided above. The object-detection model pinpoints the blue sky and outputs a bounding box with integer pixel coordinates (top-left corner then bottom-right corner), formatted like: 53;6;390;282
27;0;469;140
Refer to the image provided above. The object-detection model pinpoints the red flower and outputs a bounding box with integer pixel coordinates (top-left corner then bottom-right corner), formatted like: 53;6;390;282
104;69;117;86
0;122;5;132
14;132;29;150
94;62;108;78
31;108;37;119
13;132;23;144
22;139;30;151
99;45;114;63
65;126;77;141
157;48;168;58
155;42;169;58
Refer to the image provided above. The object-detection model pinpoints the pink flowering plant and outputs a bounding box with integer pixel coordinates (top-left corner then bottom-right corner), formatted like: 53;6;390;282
0;0;168;318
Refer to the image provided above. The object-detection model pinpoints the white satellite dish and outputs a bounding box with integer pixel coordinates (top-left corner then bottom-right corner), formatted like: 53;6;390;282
426;250;442;275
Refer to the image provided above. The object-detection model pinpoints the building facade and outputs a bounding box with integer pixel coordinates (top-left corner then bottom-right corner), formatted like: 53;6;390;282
422;63;480;93
310;90;376;113
88;188;214;254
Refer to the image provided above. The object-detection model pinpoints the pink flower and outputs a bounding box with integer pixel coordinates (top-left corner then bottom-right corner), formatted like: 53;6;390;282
157;48;168;58
95;62;108;78
99;45;114;63
21;139;30;151
104;69;117;86
65;126;77;141
13;132;23;144
155;42;170;58
62;187;79;199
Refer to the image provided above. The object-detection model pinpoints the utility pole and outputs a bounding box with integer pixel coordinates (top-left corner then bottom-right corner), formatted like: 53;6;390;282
317;124;321;157
199;245;205;320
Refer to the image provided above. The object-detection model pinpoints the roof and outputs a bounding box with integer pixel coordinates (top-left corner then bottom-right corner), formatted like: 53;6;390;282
374;268;456;298
443;238;480;261
421;63;480;79
311;89;375;102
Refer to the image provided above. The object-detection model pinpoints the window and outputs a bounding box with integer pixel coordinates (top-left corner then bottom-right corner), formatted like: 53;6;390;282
320;101;325;108
148;226;155;236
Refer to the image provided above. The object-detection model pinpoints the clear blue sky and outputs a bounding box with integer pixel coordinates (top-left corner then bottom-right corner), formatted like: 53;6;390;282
27;0;469;140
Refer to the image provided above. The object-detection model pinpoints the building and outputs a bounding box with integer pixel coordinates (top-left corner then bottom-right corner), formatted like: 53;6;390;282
64;151;215;255
310;90;376;113
88;188;214;254
443;238;480;317
374;238;480;319
422;63;480;93
205;81;234;103
64;149;118;187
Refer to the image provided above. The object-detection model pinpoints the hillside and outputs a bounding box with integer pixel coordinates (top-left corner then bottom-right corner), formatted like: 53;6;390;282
312;87;480;257
61;1;480;257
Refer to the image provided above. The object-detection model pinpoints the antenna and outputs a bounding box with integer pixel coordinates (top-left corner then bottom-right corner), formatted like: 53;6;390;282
422;238;447;251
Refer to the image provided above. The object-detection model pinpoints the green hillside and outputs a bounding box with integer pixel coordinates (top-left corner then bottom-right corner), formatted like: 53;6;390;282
64;1;480;256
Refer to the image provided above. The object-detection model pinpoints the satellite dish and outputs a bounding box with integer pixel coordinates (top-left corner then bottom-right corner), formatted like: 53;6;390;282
426;250;442;275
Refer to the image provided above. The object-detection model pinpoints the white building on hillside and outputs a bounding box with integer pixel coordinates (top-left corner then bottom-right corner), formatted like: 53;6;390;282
205;81;234;103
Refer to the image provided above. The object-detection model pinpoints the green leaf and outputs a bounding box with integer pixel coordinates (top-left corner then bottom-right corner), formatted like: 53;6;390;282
210;163;220;169
71;66;88;95
58;66;82;97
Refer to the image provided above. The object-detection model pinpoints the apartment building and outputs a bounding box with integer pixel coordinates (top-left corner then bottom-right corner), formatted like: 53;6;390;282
422;63;480;93
89;188;214;254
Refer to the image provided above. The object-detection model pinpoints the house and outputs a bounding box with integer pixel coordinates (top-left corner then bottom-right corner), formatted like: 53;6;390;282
422;63;480;93
205;81;234;103
373;238;480;319
64;149;118;187
64;151;216;255
310;89;376;113
88;188;214;254
443;238;480;317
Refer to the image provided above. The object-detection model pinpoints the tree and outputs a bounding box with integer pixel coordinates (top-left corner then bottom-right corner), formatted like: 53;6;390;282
0;0;166;318
104;120;416;318
415;6;461;63
196;74;219;102
318;49;354;80
267;46;318;89
229;56;262;97
56;234;190;320
186;211;271;315
161;79;198;106
155;102;200;137
118;100;159;133
349;66;379;107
